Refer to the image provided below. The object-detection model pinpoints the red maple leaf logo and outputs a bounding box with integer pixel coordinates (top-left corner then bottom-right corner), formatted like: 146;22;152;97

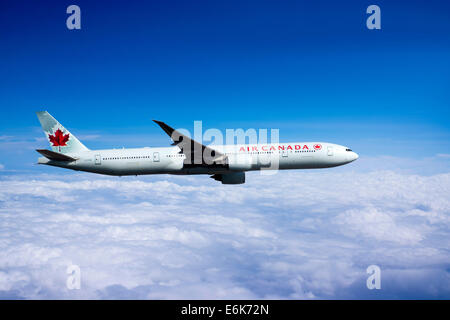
313;144;322;150
48;129;70;147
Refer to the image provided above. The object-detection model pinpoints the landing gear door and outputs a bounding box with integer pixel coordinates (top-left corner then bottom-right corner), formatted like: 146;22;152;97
95;154;101;165
153;152;160;162
327;146;333;156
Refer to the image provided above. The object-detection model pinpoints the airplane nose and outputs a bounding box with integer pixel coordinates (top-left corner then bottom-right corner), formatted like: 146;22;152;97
351;152;359;162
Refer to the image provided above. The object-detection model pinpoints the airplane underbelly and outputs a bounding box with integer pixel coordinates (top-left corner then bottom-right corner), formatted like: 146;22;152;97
139;159;183;174
279;153;318;169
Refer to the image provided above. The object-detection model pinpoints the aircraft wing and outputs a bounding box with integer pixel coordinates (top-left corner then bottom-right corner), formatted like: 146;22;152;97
153;120;227;165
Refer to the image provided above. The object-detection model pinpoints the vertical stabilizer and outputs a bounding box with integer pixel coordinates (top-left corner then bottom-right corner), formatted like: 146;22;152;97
36;111;89;154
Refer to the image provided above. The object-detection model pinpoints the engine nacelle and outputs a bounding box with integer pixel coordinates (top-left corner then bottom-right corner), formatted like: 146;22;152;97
211;172;245;184
227;155;253;171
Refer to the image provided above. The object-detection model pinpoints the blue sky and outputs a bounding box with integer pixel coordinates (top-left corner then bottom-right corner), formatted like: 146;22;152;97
0;1;449;300
1;0;450;172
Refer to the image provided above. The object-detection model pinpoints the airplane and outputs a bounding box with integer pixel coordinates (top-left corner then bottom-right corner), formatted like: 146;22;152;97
35;111;358;184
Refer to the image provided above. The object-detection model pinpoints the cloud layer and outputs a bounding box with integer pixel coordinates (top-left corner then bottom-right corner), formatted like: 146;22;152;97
0;169;449;299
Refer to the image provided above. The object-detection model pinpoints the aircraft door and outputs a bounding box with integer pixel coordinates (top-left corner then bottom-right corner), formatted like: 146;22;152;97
327;146;333;156
153;152;160;162
282;149;288;157
95;154;101;165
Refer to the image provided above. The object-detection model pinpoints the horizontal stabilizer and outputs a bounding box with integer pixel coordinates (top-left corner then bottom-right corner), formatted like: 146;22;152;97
36;149;76;162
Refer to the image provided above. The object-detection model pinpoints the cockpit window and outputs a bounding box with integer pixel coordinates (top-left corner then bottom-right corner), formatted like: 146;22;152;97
345;148;352;152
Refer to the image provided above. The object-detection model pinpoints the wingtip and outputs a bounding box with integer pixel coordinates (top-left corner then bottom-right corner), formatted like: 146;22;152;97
153;120;168;127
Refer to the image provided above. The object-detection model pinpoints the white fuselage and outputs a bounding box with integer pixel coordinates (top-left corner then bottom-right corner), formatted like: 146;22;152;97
38;142;358;176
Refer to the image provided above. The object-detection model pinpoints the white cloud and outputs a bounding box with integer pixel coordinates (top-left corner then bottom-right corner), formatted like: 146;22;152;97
0;169;449;299
334;207;424;244
437;153;450;158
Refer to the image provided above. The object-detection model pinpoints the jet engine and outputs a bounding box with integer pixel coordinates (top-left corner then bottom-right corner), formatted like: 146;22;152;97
211;172;245;184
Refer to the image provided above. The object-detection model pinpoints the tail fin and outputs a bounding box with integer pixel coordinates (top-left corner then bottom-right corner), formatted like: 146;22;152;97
36;111;89;154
